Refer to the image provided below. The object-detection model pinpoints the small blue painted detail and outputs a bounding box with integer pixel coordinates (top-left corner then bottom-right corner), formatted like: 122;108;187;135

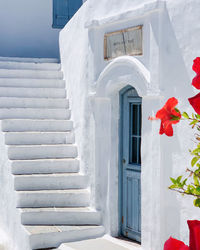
53;0;83;29
120;86;142;242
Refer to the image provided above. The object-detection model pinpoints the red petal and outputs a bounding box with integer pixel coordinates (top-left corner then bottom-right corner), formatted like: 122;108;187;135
188;93;200;115
164;237;189;250
156;98;179;120
165;97;178;112
155;97;180;136
187;220;200;250
156;107;168;120
164;122;173;136
192;74;200;89
192;57;200;74
159;122;165;135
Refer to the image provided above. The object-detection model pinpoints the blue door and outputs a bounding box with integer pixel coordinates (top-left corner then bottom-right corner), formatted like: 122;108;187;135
120;87;142;242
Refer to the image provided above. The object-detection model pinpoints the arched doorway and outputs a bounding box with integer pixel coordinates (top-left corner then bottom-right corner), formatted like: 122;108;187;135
94;56;159;249
120;86;142;242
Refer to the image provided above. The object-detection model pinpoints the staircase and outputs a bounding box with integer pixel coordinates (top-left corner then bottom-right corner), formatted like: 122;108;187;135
0;58;104;250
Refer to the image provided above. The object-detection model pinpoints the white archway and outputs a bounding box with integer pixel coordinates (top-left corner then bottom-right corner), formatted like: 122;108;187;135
92;56;162;250
96;56;150;98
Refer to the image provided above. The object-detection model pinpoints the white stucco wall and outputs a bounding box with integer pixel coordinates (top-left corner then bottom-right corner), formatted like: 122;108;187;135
60;0;200;249
0;0;60;58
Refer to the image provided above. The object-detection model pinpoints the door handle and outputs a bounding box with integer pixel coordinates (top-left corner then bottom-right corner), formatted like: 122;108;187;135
122;158;126;164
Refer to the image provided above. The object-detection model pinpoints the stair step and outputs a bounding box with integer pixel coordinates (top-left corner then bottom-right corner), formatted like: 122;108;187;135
0;69;63;79
5;131;74;145
8;145;77;160
0;97;69;109
0;57;59;63
0;108;70;120
25;225;104;250
14;173;89;191
0;78;65;88
0;87;66;98
0;61;61;71
17;189;90;208
2;119;73;132
20;207;101;225
11;159;79;174
59;237;132;250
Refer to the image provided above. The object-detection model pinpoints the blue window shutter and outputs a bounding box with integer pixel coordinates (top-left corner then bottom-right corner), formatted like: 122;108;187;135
53;0;83;29
68;0;83;19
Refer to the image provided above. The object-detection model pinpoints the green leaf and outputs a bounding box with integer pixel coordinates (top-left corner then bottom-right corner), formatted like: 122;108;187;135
177;176;182;184
190;120;198;126
195;114;200;119
169;184;177;189
182;112;189;119
170;177;176;185
171;115;181;121
195;187;200;195
194;198;200;207
174;108;180;113
195;169;200;176
194;175;200;186
191;157;199;167
192;148;200;154
182;178;187;187
187;185;195;194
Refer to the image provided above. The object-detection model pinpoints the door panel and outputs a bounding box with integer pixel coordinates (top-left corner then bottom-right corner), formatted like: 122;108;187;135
121;87;141;242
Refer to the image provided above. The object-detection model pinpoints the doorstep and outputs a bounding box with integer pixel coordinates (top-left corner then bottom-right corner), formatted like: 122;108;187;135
58;235;142;250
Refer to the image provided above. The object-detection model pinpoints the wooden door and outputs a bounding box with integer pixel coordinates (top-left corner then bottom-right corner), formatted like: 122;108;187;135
120;87;142;242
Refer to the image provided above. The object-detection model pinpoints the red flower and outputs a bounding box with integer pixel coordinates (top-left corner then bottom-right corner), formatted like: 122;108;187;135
191;57;200;89
192;57;200;74
164;237;189;250
155;97;181;136
187;220;200;250
192;74;200;89
188;93;200;115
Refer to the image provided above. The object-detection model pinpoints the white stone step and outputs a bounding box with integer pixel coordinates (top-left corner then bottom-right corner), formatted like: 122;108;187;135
17;189;90;208
0;87;66;98
0;108;70;120
0;61;61;71
0;56;59;63
8;145;77;160
0;97;69;109
11;159;79;174
20;207;101;225
5;131;74;145
26;225;104;250
0;78;65;88
59;237;138;250
0;69;63;79
2;119;73;132
14;173;89;191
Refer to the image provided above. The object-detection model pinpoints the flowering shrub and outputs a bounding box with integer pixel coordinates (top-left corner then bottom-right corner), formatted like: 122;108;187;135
150;57;200;208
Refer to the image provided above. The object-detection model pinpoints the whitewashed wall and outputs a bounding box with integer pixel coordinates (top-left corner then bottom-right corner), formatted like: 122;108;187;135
0;0;60;58
60;0;200;249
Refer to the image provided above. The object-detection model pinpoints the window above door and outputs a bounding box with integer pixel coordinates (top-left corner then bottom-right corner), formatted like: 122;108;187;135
52;0;83;29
